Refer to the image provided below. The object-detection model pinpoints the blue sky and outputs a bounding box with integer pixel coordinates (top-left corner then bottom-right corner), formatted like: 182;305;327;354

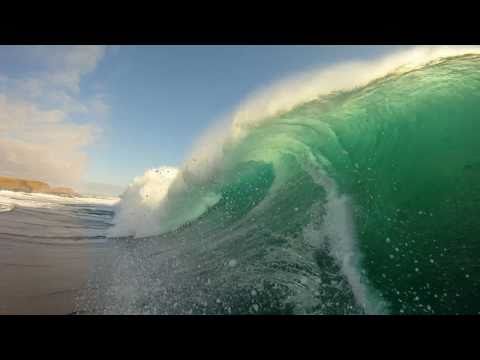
0;45;411;191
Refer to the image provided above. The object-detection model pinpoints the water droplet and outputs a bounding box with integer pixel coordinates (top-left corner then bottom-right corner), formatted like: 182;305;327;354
228;259;237;267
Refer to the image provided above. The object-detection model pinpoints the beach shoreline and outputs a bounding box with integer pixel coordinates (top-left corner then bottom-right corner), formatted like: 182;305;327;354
0;191;115;315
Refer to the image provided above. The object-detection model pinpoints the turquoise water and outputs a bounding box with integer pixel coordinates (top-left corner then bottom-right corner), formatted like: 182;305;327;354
83;54;480;315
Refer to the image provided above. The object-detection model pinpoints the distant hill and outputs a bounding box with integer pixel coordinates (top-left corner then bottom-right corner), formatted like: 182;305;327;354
0;176;78;197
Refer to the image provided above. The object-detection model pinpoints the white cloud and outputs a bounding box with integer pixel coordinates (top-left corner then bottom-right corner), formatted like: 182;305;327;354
0;45;108;186
24;45;106;92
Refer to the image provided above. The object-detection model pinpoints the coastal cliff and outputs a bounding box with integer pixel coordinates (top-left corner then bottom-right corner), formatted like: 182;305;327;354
0;176;78;197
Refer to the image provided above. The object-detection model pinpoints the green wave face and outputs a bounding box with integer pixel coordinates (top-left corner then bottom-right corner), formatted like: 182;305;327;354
87;55;480;315
253;54;480;314
322;54;480;314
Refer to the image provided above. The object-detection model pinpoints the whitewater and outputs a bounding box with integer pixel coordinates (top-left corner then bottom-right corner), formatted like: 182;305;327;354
77;46;480;315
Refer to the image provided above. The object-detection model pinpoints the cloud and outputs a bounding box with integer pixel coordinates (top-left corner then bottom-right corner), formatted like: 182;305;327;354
1;45;106;92
0;46;108;186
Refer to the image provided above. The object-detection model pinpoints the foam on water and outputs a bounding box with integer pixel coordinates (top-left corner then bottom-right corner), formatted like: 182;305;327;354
0;203;14;213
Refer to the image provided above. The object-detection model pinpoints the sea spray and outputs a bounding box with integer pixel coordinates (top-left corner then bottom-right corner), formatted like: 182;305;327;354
108;167;179;238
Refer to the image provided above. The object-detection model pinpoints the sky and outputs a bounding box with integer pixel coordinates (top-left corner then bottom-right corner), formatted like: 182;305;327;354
0;45;412;194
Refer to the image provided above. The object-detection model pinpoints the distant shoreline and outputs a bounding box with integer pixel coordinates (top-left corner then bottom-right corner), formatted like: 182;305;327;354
0;176;79;198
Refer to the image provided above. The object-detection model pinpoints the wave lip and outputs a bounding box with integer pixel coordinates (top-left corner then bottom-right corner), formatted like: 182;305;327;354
230;46;480;137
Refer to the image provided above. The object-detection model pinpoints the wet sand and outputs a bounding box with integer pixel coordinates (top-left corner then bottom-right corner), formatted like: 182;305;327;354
0;235;92;314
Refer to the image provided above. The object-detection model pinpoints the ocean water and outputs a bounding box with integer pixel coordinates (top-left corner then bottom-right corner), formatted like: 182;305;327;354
0;190;117;314
76;48;480;315
0;190;118;242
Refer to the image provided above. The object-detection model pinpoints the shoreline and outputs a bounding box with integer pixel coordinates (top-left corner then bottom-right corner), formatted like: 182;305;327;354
0;190;115;315
0;175;78;197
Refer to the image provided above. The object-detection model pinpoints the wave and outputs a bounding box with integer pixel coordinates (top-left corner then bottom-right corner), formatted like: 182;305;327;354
91;47;480;315
113;46;480;238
